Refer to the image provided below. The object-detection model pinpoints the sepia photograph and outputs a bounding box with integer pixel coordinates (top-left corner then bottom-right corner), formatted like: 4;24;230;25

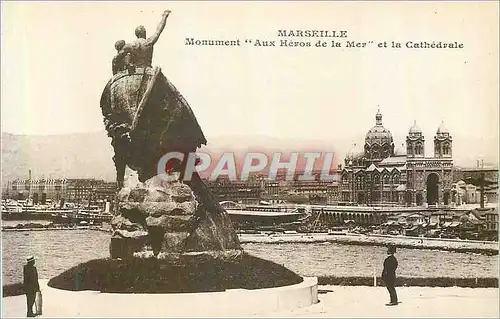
1;1;499;317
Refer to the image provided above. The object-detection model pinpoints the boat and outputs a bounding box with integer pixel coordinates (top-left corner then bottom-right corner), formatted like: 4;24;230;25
222;202;307;230
1;200;112;223
328;227;348;235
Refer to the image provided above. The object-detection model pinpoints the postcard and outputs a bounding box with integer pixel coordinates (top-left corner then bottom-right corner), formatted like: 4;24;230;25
1;1;498;318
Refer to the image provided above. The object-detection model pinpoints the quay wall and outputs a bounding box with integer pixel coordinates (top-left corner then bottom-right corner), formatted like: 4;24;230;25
238;233;499;255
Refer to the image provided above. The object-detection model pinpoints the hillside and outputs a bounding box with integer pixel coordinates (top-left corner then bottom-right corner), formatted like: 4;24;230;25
1;132;115;182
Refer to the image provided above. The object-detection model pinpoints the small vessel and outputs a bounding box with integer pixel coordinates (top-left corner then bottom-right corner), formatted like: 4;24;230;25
328;227;348;235
222;202;307;231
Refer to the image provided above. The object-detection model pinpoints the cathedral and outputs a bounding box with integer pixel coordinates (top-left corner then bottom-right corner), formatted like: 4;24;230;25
341;110;454;207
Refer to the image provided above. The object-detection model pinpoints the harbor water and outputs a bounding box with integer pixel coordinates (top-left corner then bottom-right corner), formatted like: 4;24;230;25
2;230;498;285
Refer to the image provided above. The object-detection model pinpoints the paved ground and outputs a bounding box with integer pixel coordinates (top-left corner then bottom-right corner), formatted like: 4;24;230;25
267;285;499;318
3;284;498;318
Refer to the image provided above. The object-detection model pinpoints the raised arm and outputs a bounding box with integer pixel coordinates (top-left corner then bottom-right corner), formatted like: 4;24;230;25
146;10;171;46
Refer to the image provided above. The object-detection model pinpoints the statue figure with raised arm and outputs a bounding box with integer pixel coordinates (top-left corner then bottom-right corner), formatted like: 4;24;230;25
99;10;239;259
100;9;206;188
121;10;171;68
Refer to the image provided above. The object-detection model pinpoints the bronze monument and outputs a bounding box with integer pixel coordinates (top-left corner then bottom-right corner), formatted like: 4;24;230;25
100;10;241;259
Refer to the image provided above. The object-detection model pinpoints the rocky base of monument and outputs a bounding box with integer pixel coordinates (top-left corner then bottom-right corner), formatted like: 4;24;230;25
47;254;303;293
109;168;241;258
41;173;316;315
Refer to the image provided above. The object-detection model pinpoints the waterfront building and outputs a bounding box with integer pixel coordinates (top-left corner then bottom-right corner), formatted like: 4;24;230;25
4;178;117;209
464;184;480;203
450;180;483;205
5;178;68;203
484;208;498;232
206;169;341;205
94;181;118;210
287;180;330;204
206;176;262;204
453;167;499;206
326;182;341;205
263;180;280;197
66;179;96;203
484;189;498;204
66;179;117;209
262;170;340;204
341;110;454;207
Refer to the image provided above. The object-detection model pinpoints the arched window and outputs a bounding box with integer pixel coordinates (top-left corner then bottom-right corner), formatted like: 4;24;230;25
443;143;450;155
393;174;400;185
416;143;423;155
356;176;364;189
383;174;390;185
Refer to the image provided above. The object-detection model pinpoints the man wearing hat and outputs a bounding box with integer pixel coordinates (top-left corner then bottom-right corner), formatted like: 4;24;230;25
381;245;398;306
23;256;40;317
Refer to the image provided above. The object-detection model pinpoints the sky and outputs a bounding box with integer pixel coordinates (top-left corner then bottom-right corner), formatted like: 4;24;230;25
1;1;499;165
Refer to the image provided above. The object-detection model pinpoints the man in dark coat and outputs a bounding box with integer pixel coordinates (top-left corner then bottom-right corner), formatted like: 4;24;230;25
23;256;40;317
381;245;398;306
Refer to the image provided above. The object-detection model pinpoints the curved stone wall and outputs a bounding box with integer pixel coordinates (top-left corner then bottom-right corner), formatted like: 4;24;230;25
10;277;318;317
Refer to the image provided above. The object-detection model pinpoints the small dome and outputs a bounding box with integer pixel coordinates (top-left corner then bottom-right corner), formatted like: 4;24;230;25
437;121;448;134
395;143;406;156
346;143;364;160
409;120;421;134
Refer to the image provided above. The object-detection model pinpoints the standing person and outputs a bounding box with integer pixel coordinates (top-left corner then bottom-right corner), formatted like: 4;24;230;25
23;256;40;317
381;245;399;306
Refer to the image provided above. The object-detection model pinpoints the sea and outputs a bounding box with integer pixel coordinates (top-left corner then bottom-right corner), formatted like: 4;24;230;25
2;230;498;285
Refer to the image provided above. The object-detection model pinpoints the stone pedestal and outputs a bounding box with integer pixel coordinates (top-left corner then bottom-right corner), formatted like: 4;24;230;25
110;168;241;258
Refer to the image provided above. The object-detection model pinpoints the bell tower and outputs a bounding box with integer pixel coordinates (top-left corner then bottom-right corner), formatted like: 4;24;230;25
406;121;425;158
434;121;452;158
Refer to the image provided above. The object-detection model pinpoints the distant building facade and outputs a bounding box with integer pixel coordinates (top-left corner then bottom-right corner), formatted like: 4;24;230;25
5;178;68;203
206;176;262;204
4;178;117;207
341;110;454;207
485;208;499;232
205;170;341;205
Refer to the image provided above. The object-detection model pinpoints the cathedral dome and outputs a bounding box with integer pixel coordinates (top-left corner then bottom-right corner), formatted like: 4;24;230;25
365;110;394;146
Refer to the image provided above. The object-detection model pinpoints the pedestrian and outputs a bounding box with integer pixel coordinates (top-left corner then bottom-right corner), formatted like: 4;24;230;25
381;245;398;306
23;256;40;317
